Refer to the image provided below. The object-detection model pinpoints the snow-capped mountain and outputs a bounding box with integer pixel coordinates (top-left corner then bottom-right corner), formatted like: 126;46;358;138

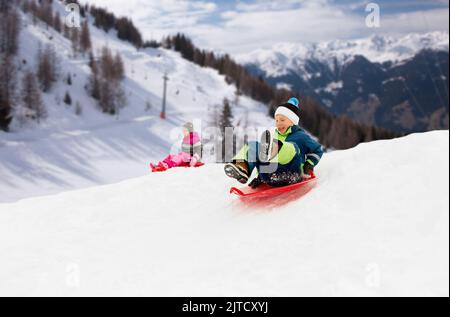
1;131;448;296
236;32;449;77
237;32;449;133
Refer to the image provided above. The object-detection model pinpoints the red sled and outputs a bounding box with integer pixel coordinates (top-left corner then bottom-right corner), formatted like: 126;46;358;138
230;172;317;198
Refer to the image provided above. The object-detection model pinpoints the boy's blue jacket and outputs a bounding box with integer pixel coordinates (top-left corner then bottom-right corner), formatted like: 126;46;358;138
275;125;324;167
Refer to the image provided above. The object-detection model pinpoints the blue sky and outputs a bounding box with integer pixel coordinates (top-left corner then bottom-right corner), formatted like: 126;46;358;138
81;0;449;54
195;0;449;22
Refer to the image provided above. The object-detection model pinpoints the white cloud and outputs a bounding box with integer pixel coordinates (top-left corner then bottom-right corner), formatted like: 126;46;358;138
79;0;217;28
235;0;306;12
79;0;449;55
376;8;450;35
195;2;366;53
194;2;449;54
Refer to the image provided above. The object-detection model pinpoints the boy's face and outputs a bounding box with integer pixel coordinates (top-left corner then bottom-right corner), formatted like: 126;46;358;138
275;114;293;134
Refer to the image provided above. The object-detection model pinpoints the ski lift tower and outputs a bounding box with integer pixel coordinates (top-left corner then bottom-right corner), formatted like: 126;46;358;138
160;72;169;119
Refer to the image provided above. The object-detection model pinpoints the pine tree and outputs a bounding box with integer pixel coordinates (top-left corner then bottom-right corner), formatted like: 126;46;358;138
0;55;17;131
21;71;46;123
218;98;233;131
64;91;72;105
90;6;116;32
115;17;143;48
218;98;234;162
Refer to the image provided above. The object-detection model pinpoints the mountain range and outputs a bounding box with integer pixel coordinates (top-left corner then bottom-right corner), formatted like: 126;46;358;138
237;32;449;133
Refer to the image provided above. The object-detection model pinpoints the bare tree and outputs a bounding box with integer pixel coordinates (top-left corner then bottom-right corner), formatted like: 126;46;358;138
20;71;46;123
79;20;92;54
0;6;21;55
70;27;80;56
89;47;127;114
113;52;125;80
99;46;114;79
37;44;59;92
38;0;53;30
29;0;38;24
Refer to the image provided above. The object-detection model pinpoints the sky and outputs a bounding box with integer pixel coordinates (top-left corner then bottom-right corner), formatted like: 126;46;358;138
79;0;450;54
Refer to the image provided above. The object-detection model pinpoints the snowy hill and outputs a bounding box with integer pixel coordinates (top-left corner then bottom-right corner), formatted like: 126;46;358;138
0;131;448;296
0;1;272;203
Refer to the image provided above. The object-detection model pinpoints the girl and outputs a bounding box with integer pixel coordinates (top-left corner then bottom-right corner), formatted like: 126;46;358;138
151;122;203;172
224;98;323;188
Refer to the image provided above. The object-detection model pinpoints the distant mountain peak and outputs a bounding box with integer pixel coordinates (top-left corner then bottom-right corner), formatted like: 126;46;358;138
237;31;449;72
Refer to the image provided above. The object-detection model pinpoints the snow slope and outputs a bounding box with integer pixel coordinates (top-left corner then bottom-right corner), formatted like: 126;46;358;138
0;131;448;296
0;2;272;203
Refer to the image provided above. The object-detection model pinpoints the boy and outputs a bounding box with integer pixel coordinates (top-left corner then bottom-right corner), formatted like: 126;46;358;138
224;98;323;188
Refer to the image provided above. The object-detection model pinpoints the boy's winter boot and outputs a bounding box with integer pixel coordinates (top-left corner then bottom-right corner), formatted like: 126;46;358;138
224;161;249;184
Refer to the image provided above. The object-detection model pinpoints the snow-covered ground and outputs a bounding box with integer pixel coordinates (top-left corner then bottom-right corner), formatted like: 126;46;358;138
0;131;448;296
